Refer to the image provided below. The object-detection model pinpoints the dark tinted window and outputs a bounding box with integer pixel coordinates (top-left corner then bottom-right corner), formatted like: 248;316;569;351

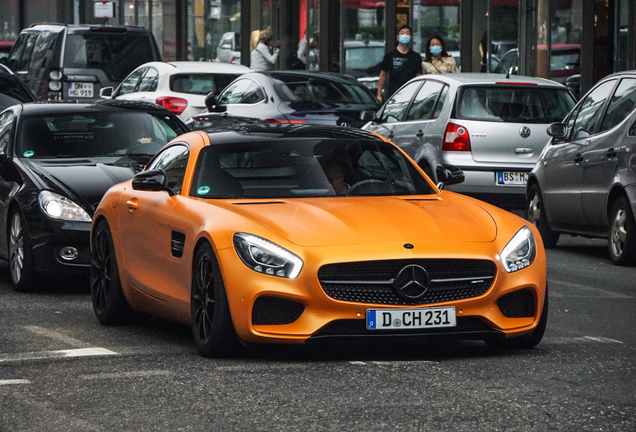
0;110;14;152
600;78;636;133
29;31;58;79
274;76;377;105
7;34;29;71
17;111;183;159
456;85;575;123
190;139;434;199
170;73;240;95
64;33;156;81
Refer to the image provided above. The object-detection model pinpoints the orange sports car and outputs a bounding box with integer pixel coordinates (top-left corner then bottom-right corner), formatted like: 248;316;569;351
90;124;547;357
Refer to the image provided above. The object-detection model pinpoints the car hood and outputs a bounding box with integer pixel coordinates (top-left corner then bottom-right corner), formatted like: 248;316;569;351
223;195;497;247
23;158;144;214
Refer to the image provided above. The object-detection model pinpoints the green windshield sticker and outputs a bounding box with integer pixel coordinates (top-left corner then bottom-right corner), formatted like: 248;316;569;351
197;186;210;195
23;150;34;158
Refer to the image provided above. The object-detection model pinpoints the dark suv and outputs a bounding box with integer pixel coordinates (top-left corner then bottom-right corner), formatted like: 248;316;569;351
6;24;161;101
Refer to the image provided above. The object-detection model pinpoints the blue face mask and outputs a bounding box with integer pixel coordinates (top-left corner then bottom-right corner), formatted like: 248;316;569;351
398;35;411;45
430;46;443;56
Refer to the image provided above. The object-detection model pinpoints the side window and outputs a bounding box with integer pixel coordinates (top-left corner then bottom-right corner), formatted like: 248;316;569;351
8;34;29;71
405;81;445;121
0;110;15;153
19;34;39;72
147;144;189;194
431;86;449;119
240;82;265;104
571;80;616;140
219;79;254;105
138;67;159;92
600;78;636;133
380;81;422;123
117;68;146;96
29;32;57;81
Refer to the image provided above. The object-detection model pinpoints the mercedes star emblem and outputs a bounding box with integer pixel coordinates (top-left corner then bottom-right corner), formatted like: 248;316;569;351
393;265;430;299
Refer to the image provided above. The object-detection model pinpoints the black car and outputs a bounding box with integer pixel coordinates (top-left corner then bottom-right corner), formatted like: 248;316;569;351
188;71;380;130
0;64;36;111
0;100;188;291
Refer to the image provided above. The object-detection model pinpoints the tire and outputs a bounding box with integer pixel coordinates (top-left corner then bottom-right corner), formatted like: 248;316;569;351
526;185;560;248
608;196;636;266
191;242;240;357
90;220;147;325
8;209;40;292
485;285;549;350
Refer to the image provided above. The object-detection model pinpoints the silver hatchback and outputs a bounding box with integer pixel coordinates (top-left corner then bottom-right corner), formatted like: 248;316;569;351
363;73;575;208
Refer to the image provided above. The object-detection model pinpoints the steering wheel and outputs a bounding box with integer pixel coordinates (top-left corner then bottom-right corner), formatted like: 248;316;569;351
347;179;385;195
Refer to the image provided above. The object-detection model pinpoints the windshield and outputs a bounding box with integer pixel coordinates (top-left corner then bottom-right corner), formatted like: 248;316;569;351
17;111;183;159
455;86;575;123
170;73;240;95
275;77;377;105
190;139;435;199
64;33;156;81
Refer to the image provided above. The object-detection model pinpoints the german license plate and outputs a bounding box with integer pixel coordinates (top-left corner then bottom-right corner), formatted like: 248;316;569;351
366;307;456;330
68;82;94;98
497;171;528;185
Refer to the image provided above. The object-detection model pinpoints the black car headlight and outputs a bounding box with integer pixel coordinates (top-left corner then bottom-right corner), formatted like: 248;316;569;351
233;233;303;279
38;191;91;222
501;226;536;272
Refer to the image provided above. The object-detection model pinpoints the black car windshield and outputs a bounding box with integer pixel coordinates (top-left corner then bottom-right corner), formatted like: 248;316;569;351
190;139;435;199
275;78;377;105
17;112;183;159
170;73;240;95
64;33;156;81
455;86;575;123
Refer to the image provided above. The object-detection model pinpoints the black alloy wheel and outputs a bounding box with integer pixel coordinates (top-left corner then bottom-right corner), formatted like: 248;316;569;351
8;209;39;292
485;285;549;350
90;219;147;325
526;185;560;248
191;242;240;357
608;196;636;266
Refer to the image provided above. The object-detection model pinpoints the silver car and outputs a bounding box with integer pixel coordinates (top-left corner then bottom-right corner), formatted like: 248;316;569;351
363;73;575;208
527;71;636;265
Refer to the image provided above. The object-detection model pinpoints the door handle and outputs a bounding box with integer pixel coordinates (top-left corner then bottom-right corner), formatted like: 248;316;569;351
606;148;618;159
415;130;424;138
573;153;583;164
126;198;138;212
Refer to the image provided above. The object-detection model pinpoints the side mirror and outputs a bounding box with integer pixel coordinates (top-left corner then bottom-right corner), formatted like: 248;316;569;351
205;92;225;112
359;109;377;122
547;122;567;138
435;163;464;189
99;87;114;99
131;169;175;196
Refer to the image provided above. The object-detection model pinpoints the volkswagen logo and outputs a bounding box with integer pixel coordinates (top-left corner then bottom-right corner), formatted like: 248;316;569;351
393;265;430;299
519;126;531;138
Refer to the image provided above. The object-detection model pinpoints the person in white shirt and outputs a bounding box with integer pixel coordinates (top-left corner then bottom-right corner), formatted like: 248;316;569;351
250;29;280;71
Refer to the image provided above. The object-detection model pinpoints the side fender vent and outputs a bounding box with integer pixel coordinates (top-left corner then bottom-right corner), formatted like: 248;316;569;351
171;231;186;258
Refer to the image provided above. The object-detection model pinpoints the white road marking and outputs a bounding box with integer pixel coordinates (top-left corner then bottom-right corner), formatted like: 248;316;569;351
0;347;117;363
24;326;93;348
0;379;31;385
549;281;632;299
82;370;172;380
583;336;624;344
546;336;624;345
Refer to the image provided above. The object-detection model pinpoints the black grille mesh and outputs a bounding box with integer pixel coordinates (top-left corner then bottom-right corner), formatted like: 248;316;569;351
252;296;305;325
318;259;496;306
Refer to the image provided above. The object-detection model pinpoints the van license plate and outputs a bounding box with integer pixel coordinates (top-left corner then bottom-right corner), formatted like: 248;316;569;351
497;171;528;185
68;82;94;98
366;307;456;330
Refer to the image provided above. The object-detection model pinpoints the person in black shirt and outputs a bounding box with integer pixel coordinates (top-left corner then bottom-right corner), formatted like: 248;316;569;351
377;25;423;103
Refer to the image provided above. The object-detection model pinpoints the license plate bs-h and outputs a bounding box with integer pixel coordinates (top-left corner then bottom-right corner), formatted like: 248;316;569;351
366;307;456;330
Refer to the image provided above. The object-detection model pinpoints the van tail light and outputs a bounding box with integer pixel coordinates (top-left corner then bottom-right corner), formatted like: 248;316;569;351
443;123;471;151
264;119;308;124
156;97;188;115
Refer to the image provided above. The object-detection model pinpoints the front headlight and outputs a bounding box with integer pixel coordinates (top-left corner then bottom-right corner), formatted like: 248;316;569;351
501;226;536;272
233;233;303;279
38;191;91;222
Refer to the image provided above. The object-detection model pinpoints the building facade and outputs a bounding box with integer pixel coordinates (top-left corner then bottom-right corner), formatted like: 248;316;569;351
1;0;635;97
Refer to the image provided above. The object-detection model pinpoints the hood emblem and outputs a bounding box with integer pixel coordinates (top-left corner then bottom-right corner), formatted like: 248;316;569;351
519;126;531;138
393;265;430;299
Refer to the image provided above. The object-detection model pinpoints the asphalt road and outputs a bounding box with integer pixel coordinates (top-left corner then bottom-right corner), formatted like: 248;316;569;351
0;235;634;431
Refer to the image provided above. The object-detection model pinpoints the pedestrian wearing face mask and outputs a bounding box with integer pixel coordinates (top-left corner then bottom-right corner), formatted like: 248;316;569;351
377;24;423;103
422;35;459;74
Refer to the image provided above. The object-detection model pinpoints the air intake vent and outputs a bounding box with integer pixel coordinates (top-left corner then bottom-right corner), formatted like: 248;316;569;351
252;296;305;325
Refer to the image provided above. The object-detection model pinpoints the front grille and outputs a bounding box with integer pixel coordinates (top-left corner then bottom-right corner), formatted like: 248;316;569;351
252;296;305;325
318;259;496;305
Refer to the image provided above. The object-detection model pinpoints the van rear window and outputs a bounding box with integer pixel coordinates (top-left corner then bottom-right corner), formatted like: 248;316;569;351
64;33;156;81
